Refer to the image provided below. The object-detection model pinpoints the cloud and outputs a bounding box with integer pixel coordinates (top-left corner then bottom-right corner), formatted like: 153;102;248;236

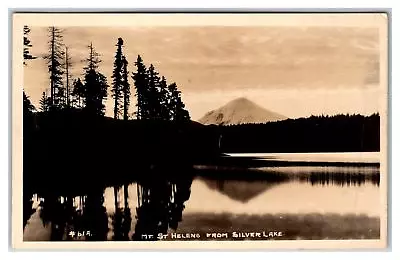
23;25;381;117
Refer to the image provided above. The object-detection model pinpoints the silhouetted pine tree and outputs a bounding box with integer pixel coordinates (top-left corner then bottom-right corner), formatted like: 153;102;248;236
23;26;37;65
23;91;35;114
64;46;73;107
147;64;162;119
43;27;65;108
167;82;190;122
39;91;51;112
133;56;190;122
111;38;124;119
122;56;130;121
111;43;124;211
158;76;170;120
132;55;148;120
82;43;108;116
71;78;85;108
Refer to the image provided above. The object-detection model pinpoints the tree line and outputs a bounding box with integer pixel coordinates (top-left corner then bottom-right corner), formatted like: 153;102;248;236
22;26;192;230
212;113;380;153
24;26;190;123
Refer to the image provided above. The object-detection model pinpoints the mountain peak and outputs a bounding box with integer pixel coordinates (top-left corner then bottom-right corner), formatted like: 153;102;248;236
226;97;262;108
198;97;287;125
231;97;251;103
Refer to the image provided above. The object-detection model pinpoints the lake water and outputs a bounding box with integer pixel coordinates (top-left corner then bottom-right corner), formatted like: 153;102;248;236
23;152;381;241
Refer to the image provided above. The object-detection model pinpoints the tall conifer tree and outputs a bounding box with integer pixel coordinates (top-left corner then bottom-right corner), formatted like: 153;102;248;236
23;91;36;114
64;46;73;107
111;38;124;119
39;91;51;112
132;55;148;120
146;64;161;119
167;82;190;122
82;43;108;116
44;27;64;108
122;56;130;121
159;76;170;120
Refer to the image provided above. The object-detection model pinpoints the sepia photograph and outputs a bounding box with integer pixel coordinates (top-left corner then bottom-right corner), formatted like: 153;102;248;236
12;12;388;250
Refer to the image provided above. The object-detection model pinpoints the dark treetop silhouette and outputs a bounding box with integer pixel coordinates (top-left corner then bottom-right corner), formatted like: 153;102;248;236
23;32;196;239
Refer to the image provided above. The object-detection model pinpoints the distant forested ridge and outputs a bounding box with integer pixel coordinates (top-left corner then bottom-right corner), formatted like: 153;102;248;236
209;113;380;153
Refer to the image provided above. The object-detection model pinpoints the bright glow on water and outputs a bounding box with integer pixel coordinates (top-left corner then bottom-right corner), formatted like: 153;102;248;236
226;152;380;163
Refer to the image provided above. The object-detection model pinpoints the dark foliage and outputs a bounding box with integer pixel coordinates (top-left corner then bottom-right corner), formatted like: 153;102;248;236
122;56;130;120
23;26;37;64
71;78;85;108
146;64;162;119
132;55;148;120
23;91;36;113
82;43;108;116
23;110;212;198
111;38;124;119
83;69;108;116
132;56;190;122
39;91;51;112
64;46;73;107
167;82;190;122
133;177;193;241
43;27;64;108
23;91;36;229
212;114;380;153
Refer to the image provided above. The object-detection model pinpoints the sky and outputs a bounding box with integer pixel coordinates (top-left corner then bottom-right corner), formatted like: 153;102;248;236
23;19;383;120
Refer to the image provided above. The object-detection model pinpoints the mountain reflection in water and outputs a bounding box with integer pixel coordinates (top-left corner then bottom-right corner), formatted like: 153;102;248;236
23;163;381;241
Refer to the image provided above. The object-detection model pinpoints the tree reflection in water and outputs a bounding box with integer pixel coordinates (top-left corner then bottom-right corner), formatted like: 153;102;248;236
39;195;65;241
133;173;193;241
38;189;108;241
80;190;109;241
111;204;132;241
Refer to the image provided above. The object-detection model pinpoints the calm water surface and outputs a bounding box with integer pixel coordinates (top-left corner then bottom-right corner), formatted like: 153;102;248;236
23;152;381;241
